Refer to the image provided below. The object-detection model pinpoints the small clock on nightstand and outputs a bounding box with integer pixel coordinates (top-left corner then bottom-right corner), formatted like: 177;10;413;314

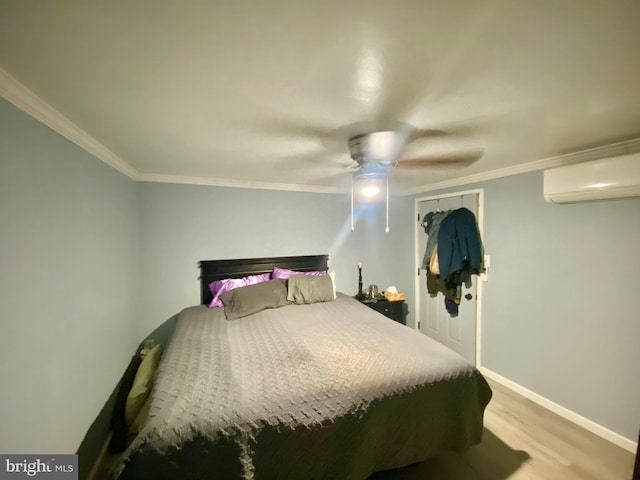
357;297;408;325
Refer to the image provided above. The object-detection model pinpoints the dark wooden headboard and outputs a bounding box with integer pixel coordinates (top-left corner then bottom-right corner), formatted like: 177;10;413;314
198;254;329;305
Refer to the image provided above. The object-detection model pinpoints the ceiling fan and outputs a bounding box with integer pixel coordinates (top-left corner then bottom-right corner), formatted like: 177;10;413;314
264;119;484;232
269;118;484;186
346;127;482;173
338;122;483;232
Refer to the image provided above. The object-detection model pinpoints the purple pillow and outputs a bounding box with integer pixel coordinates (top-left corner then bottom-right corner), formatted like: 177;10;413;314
208;273;271;307
272;266;327;280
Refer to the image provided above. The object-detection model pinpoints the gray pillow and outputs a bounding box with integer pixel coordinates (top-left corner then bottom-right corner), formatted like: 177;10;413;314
287;274;335;305
220;279;290;320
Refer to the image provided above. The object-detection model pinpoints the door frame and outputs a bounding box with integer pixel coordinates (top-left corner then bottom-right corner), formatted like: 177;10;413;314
413;188;485;367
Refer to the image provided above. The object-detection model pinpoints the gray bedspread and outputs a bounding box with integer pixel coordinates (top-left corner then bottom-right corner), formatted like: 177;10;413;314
116;293;491;479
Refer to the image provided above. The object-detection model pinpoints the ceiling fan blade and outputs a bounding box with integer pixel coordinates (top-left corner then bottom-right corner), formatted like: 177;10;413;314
408;128;453;142
407;117;494;145
268;123;329;139
274;151;356;171
430;114;513;140
247;115;335;140
396;149;483;169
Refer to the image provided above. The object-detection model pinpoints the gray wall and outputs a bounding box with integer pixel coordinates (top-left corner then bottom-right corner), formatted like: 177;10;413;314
414;171;640;441
0;99;139;453
137;182;414;338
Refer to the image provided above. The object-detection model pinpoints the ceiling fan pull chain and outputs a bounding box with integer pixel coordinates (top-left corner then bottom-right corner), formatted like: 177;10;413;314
351;176;355;232
385;175;390;233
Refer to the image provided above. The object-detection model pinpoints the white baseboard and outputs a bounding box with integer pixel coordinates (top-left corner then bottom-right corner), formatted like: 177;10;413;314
479;367;637;453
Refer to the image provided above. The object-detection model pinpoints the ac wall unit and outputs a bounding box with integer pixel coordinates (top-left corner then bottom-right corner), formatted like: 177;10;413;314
543;152;640;204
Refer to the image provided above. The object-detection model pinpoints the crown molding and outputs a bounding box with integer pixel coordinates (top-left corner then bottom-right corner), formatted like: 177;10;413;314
403;138;640;196
0;67;139;179
138;173;346;194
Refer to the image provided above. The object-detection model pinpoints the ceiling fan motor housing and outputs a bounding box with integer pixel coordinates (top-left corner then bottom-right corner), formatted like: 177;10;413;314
348;131;400;168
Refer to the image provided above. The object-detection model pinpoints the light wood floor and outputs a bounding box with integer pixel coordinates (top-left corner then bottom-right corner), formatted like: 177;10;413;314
370;379;635;480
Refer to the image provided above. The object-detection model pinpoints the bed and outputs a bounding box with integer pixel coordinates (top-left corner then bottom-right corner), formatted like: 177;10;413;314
115;254;492;479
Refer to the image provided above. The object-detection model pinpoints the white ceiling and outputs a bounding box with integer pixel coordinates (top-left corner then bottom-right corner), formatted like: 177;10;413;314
1;1;639;194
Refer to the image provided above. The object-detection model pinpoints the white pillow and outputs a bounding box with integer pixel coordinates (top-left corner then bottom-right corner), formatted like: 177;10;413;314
329;271;336;299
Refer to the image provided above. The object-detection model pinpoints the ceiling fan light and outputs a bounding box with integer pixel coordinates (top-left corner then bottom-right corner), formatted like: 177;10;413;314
354;171;384;200
350;171;391;233
360;184;381;197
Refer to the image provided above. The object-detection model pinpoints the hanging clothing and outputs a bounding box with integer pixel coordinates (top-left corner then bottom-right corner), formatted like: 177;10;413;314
426;271;455;297
426;272;466;317
421;206;483;318
427;269;473;317
420;210;451;270
445;297;460;316
429;244;440;275
437;207;484;285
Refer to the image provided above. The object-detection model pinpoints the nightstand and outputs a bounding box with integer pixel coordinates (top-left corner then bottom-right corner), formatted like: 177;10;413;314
359;299;408;325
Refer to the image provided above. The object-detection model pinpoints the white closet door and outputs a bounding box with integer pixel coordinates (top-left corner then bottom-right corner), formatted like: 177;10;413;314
417;193;479;364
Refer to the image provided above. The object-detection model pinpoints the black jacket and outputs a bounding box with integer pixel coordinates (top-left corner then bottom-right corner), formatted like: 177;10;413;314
437;208;483;284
